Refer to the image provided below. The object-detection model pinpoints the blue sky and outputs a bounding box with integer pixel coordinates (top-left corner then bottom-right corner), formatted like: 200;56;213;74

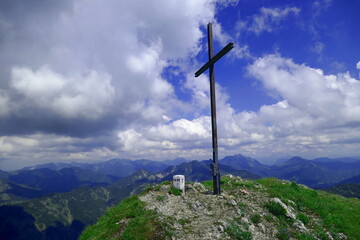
0;0;360;170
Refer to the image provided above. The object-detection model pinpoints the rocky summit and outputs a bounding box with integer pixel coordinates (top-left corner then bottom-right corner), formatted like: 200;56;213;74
140;178;278;240
80;175;360;240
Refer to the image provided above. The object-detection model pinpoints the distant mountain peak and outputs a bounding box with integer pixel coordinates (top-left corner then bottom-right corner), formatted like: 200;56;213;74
283;156;308;164
220;154;270;177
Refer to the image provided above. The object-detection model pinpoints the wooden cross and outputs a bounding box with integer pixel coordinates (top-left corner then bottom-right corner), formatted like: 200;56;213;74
195;22;234;195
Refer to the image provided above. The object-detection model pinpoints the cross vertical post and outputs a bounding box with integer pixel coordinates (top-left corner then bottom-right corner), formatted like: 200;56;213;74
195;22;234;195
207;23;221;195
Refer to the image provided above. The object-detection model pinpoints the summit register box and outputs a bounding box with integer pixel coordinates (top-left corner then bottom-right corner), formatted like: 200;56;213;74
172;175;185;194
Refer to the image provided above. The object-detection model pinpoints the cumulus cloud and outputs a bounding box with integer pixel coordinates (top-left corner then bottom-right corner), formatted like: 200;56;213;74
237;7;300;35
10;66;115;119
249;55;360;126
115;55;360;162
0;0;225;169
0;0;217;135
1;0;359;170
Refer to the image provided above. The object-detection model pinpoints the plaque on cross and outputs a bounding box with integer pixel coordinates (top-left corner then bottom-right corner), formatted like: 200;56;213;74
195;22;234;195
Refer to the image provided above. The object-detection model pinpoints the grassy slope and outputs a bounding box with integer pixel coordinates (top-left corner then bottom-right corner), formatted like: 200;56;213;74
79;195;169;240
80;178;360;240
255;178;360;239
324;184;360;199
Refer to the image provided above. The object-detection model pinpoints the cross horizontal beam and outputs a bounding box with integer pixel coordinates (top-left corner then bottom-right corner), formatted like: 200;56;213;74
194;42;234;77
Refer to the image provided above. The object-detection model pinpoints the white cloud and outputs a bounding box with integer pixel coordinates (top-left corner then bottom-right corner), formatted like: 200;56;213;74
1;0;219;128
237;7;300;35
3;53;360;167
2;0;359;169
114;54;360;162
357;61;360;70
0;0;230;168
11;66;115;119
249;54;360;126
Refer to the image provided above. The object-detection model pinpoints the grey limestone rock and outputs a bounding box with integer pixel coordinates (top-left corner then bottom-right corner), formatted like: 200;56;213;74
271;197;297;219
292;220;308;233
228;199;237;206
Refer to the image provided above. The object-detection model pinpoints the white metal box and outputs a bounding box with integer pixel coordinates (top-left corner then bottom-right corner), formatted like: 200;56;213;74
173;175;185;193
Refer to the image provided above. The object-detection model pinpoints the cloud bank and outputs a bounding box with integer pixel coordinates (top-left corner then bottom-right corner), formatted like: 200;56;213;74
0;0;219;169
118;54;360;162
0;0;359;170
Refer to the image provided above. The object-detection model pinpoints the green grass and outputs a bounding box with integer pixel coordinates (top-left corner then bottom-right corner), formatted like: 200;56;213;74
297;213;309;225
276;227;291;240
256;178;360;239
169;187;182;196
250;213;261;224
225;220;252;240
201;180;213;191
264;200;286;217
178;218;191;226
79;195;168;240
160;181;171;186
156;195;165;201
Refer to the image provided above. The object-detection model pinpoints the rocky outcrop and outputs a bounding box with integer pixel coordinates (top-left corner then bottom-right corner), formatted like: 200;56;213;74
139;175;329;240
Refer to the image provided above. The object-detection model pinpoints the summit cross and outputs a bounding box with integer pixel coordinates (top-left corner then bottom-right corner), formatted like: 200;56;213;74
194;22;234;195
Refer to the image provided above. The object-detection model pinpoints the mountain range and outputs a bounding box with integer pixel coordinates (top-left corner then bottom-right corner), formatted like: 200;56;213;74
1;154;360;239
20;158;189;177
0;159;259;240
221;154;360;189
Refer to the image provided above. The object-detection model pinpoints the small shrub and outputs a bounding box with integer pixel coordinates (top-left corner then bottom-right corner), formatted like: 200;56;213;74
291;181;300;191
296;202;306;212
250;214;261;224
156;195;165;201
201;180;213;190
160;181;171;185
265;201;286;217
264;214;274;223
143;186;154;194
234;217;242;224
297;213;310;225
225;221;252;240
238;202;248;212
178;218;191;226
169;187;182;196
295;233;316;240
318;231;329;240
277;228;291;240
244;182;255;188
